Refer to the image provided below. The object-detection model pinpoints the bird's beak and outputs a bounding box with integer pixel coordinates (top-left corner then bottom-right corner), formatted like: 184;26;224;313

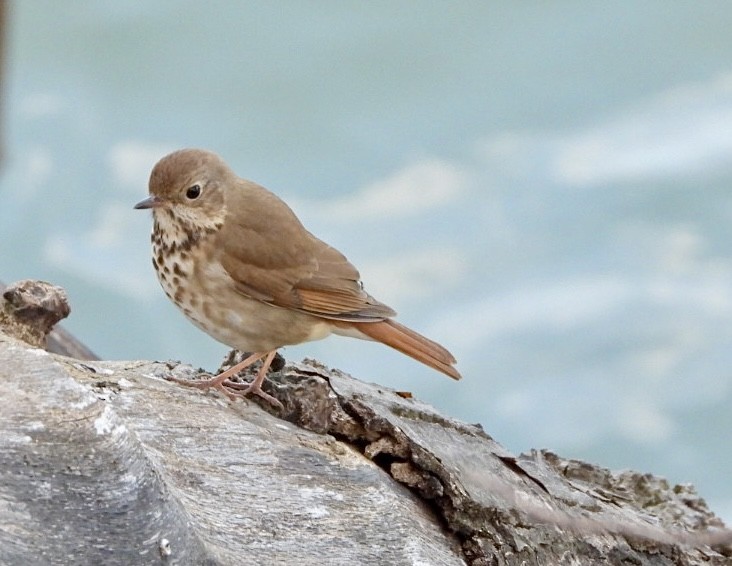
133;195;163;210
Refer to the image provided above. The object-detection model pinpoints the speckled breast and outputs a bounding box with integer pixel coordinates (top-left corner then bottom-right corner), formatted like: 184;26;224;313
149;215;333;352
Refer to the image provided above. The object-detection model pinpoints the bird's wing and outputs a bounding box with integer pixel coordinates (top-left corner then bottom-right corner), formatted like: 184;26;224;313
219;180;395;321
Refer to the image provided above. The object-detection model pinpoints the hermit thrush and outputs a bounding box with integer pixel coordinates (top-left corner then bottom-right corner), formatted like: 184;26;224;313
134;149;460;407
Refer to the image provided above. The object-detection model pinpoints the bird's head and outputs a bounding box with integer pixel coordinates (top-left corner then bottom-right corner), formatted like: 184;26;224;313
134;148;231;231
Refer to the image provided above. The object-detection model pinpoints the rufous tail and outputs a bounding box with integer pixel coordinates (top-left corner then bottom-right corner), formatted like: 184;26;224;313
352;319;461;380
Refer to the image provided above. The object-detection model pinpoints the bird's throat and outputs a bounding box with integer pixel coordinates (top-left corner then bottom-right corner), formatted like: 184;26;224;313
152;209;221;255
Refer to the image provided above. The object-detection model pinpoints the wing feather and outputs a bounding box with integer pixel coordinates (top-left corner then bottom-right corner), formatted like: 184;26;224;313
219;179;395;321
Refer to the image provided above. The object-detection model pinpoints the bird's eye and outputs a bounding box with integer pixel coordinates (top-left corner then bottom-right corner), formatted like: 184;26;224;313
185;184;202;200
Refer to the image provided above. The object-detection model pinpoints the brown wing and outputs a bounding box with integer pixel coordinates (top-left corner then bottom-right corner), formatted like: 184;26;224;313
219;179;395;321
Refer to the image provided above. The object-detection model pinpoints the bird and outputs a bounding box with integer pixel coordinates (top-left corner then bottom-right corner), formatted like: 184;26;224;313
134;148;461;407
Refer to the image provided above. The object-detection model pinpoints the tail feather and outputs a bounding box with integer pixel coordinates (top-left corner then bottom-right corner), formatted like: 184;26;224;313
350;319;461;380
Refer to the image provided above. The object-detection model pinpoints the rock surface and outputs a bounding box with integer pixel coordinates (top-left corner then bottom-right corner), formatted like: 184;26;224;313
0;279;97;360
0;333;730;565
0;279;730;565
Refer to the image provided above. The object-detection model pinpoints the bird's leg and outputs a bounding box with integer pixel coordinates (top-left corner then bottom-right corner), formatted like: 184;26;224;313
214;351;269;385
221;350;283;409
168;351;281;405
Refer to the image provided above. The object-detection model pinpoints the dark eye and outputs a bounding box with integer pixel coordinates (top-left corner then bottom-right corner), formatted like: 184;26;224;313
186;184;202;200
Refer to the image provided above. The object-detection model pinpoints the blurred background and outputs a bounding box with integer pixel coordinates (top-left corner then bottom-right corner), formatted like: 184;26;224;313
2;1;731;521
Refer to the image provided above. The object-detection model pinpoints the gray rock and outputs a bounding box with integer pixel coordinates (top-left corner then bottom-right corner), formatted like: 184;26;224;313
0;335;730;565
0;278;730;565
0;279;98;360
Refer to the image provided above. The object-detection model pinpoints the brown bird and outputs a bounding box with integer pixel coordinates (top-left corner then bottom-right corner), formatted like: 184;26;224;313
134;149;461;407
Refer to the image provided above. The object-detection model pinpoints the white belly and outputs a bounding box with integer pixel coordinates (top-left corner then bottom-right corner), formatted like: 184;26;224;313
153;241;334;352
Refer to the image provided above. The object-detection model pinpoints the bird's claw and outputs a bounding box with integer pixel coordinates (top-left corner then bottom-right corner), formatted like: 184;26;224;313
223;379;284;409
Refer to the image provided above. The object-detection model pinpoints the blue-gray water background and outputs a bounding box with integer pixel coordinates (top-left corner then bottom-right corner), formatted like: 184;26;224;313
3;2;731;522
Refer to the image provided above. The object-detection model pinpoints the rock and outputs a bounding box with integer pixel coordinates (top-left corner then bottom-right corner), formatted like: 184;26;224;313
0;332;730;566
0;279;70;348
0;279;98;360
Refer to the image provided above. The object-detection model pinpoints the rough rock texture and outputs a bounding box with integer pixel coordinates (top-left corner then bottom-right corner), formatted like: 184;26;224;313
0;279;70;348
1;279;731;565
0;279;97;360
1;336;730;566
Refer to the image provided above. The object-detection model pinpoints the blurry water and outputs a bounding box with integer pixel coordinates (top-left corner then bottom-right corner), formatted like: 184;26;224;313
3;1;732;521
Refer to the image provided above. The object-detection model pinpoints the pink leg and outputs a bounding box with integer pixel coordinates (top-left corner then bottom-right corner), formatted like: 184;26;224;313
222;350;282;408
168;351;283;408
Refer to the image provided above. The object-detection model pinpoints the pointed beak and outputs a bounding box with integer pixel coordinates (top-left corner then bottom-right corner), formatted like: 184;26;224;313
134;195;163;210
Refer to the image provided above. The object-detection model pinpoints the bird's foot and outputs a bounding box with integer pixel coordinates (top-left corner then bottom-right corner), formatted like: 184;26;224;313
167;373;237;399
222;379;284;409
166;350;284;410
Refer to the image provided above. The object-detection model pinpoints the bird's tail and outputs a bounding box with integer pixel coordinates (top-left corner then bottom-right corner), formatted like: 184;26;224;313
351;319;461;380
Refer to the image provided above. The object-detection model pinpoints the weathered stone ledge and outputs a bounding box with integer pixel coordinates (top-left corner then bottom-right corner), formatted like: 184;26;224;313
0;279;730;565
